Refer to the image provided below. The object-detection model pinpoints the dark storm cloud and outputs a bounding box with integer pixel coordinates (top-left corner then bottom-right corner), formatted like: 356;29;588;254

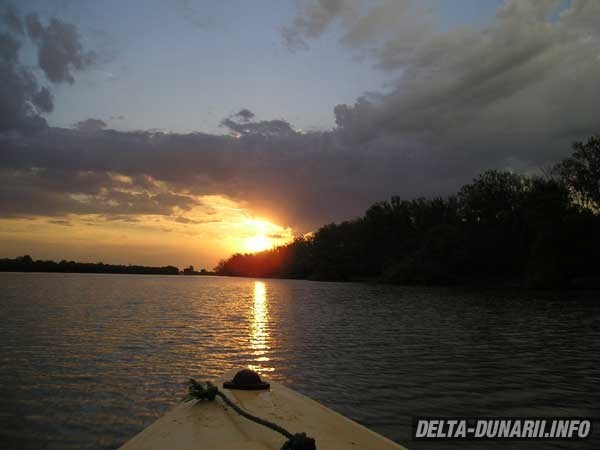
25;13;95;84
0;126;379;228
2;0;600;232
0;7;92;132
289;0;600;171
0;165;201;218
350;1;598;146
0;30;51;131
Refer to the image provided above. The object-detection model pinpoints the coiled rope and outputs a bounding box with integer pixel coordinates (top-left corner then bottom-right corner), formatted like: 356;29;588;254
186;379;316;450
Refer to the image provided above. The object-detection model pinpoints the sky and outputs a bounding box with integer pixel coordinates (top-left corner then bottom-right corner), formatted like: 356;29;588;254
1;0;599;269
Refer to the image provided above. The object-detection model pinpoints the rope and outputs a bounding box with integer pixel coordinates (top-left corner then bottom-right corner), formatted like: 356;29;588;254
187;379;316;450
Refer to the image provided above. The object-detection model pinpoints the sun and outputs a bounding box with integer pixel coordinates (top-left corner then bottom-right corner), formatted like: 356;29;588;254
243;219;276;253
238;218;293;254
245;234;271;253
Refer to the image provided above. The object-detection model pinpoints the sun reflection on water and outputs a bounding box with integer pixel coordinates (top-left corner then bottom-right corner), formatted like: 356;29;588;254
248;281;274;374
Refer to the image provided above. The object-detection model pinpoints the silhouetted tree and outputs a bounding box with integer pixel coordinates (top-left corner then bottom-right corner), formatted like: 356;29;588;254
553;135;600;211
213;135;600;288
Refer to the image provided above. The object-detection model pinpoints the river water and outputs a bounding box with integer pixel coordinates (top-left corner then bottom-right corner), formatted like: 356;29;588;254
0;272;598;449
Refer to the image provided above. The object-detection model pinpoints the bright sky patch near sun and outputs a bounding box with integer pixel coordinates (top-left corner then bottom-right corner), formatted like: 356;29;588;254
0;194;292;269
243;219;284;253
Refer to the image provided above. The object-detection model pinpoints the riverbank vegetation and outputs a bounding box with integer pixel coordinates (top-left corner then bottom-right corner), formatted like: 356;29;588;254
215;135;600;288
0;255;180;275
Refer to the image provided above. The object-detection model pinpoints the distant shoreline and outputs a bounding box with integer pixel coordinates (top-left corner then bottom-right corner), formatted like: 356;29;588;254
0;271;218;277
2;266;599;289
0;255;214;276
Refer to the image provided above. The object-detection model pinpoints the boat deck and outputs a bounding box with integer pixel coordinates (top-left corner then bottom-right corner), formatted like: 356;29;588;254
120;373;408;450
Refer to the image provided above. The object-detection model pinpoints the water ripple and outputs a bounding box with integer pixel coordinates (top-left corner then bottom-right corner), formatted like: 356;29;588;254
0;273;599;449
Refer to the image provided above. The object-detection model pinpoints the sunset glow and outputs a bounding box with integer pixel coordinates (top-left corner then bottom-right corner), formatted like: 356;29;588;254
243;219;281;253
245;235;271;253
0;194;294;270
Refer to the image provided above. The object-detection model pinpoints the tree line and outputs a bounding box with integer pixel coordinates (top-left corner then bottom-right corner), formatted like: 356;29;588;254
215;135;600;288
0;255;180;275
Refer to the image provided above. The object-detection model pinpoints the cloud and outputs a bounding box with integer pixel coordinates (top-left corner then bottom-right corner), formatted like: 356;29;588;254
0;7;93;132
220;114;296;137
232;108;255;122
282;0;356;51
74;118;107;132
175;216;221;225
1;4;23;35
288;0;600;164
340;0;432;48
352;0;600;148
0;126;372;228
0;171;203;219
48;219;71;226
282;0;432;52
25;13;95;84
0;30;52;131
